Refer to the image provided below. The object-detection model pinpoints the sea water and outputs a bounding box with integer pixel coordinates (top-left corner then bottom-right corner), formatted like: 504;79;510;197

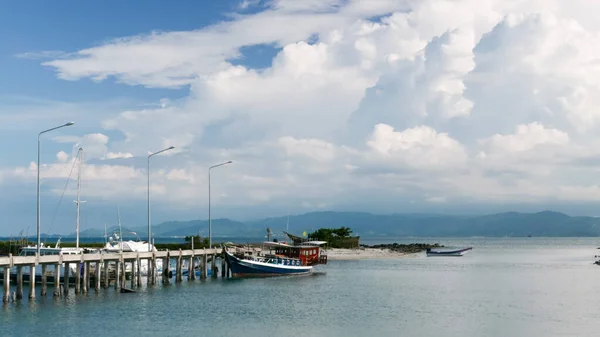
2;237;600;337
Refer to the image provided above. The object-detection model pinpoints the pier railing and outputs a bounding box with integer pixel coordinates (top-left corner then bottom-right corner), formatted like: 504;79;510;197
1;247;261;303
0;248;228;267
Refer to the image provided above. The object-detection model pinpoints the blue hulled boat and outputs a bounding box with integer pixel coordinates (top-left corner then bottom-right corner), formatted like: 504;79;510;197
224;241;327;278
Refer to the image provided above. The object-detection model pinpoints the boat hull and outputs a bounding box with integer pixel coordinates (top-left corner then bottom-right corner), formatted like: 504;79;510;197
225;251;312;277
426;247;472;257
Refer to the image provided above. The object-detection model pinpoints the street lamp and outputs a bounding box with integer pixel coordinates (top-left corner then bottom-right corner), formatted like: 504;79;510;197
208;161;232;248
147;146;175;252
37;122;74;255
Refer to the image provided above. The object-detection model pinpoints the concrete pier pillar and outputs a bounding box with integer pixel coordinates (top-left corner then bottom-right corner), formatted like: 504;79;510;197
221;255;226;278
53;264;60;297
63;263;70;295
201;254;208;279
82;262;89;294
103;261;109;288
136;258;142;288
146;258;155;286
188;256;195;281
176;250;182;283
146;258;152;286
95;262;101;291
162;251;171;285
29;264;36;299
211;254;217;278
130;261;136;288
75;262;81;294
16;266;23;300
41;264;47;296
115;261;121;290
152;256;158;285
120;261;126;289
3;266;10;303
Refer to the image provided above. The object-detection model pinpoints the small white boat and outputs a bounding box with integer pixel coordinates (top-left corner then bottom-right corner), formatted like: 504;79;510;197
102;232;165;275
426;247;472;257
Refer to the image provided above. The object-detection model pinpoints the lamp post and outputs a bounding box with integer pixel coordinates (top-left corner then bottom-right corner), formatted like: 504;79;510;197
37;122;74;255
208;161;232;248
147;146;175;252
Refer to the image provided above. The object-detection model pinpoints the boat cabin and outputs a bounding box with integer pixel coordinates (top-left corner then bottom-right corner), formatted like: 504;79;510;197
263;241;327;266
19;245;84;256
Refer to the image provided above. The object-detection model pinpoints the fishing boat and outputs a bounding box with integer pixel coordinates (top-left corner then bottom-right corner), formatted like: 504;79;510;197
224;241;327;278
426;247;472;257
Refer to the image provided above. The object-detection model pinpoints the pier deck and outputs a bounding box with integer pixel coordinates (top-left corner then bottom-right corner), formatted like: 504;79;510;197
0;247;260;303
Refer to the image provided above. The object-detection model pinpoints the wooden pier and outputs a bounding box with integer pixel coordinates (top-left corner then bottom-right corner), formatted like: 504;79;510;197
0;247;256;303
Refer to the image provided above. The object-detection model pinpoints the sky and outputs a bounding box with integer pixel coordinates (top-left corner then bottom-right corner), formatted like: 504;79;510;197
3;0;600;235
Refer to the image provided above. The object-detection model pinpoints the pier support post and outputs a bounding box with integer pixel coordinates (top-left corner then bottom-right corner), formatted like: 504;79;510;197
120;261;126;289
176;250;182;283
211;254;217;278
201;254;208;279
153;256;158;285
161;257;166;284
115;261;121;290
103;261;109;288
95;262;101;291
152;255;157;285
162;251;170;285
136;258;142;288
188;256;195;281
221;255;226;278
75;262;81;294
41;264;47;296
130;261;136;288
146;258;152;286
3;266;10;303
63;263;70;295
82;262;89;294
53;264;61;297
16;266;23;300
29;264;36;299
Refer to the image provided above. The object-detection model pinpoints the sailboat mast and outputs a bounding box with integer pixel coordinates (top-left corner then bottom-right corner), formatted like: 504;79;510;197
76;148;83;249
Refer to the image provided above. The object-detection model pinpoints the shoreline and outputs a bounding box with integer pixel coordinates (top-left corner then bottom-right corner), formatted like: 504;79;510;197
325;248;417;260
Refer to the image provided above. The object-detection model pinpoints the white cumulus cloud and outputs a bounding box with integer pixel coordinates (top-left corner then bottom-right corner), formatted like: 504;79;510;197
10;0;600;218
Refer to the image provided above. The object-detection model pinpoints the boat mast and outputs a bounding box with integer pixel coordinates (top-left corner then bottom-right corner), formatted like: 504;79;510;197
104;222;107;246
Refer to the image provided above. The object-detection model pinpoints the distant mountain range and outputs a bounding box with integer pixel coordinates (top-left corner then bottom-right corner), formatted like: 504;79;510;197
53;210;600;238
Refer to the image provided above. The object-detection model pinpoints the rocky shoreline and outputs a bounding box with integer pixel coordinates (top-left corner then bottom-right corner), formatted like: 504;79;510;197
326;243;444;260
360;243;444;254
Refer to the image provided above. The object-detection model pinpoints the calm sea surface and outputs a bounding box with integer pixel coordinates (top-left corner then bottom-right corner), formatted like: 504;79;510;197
2;237;600;337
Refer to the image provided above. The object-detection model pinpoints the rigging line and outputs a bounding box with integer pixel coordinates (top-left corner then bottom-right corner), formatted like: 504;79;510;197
45;149;81;243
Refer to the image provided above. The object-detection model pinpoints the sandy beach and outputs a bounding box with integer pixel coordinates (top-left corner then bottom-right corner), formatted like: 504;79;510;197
325;247;416;260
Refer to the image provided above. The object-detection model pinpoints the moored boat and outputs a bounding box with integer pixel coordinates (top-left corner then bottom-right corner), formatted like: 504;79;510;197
426;247;472;257
224;241;327;278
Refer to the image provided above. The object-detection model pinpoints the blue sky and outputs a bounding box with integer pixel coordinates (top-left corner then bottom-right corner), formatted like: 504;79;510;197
2;0;600;235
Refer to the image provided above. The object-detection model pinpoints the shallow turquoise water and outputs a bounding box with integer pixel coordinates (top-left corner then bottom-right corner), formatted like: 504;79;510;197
2;238;600;337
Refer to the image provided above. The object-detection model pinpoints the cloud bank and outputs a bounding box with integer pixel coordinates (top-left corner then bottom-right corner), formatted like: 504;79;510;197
8;0;600;226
